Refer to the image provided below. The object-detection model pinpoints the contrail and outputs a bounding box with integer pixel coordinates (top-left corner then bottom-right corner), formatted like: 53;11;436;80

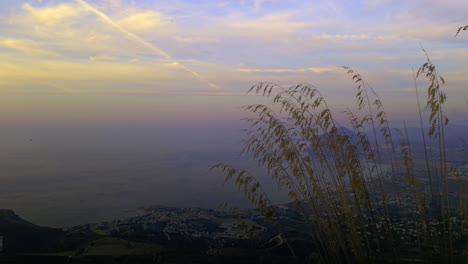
75;0;220;90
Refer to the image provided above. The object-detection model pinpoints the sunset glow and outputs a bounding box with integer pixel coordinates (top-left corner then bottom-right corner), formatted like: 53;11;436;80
0;0;466;126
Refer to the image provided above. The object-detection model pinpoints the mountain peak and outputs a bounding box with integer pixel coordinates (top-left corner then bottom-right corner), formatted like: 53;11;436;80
0;209;34;226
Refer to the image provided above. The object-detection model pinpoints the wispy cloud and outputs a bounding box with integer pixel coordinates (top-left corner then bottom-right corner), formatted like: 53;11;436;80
239;67;337;74
88;54;115;61
227;12;312;37
75;0;219;89
0;38;57;56
22;2;81;26
75;0;172;60
117;11;167;31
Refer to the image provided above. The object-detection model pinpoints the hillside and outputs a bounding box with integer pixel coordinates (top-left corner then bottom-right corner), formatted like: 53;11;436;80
0;209;64;254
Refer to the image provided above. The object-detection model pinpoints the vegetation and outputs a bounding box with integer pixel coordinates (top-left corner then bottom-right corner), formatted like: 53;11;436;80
213;28;468;263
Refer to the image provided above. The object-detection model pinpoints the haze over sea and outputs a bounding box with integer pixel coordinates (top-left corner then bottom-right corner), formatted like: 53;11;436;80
0;119;293;227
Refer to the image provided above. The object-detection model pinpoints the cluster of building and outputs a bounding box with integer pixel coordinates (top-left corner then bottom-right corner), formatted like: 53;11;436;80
69;206;269;248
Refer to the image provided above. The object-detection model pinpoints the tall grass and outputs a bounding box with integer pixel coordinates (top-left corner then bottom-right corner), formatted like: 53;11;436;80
213;31;467;263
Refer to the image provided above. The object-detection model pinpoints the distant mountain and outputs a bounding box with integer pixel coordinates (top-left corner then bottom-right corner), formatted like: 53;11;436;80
0;209;33;226
290;126;358;146
386;124;468;148
0;209;64;254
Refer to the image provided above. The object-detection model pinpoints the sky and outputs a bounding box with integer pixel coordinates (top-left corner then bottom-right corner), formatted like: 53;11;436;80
0;0;468;226
0;0;467;127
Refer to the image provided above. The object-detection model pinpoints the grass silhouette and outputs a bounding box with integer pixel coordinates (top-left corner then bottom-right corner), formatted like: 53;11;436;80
213;28;468;263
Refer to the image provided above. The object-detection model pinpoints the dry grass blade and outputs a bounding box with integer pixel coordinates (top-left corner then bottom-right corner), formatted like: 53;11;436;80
212;32;467;263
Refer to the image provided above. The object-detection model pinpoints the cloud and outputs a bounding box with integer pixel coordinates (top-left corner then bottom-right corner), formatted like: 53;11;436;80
21;2;82;26
0;54;186;91
75;0;219;89
103;0;121;9
88;54;115;61
173;35;219;44
10;2;173;58
228;12;311;37
1;0;467;103
75;0;170;60
316;34;398;41
0;1;221;94
386;20;463;42
238;67;337;74
376;0;468;42
0;38;56;56
117;11;168;32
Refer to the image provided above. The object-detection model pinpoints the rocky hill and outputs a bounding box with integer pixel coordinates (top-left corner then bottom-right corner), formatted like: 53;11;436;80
0;209;65;254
